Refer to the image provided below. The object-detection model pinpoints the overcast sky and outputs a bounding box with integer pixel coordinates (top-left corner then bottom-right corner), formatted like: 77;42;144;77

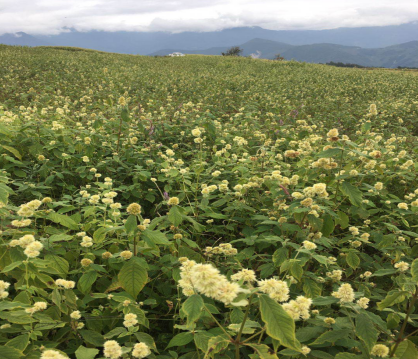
1;0;418;35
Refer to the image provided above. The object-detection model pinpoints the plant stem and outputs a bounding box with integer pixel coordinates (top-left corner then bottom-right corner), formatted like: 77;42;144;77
235;295;253;359
203;305;232;340
389;288;418;357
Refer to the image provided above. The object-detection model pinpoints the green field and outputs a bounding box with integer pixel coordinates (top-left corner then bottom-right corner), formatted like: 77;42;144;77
0;45;418;359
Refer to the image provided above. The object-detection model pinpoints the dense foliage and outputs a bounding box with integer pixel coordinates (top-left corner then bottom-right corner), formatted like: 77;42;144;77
0;45;418;359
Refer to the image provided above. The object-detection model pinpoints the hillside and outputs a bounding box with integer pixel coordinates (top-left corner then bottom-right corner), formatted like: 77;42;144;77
0;45;417;358
151;39;418;68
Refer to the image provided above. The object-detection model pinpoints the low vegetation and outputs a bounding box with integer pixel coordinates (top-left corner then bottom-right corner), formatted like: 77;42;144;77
0;45;418;359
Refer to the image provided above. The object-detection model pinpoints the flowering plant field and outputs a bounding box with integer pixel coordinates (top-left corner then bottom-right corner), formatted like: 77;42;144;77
0;45;418;359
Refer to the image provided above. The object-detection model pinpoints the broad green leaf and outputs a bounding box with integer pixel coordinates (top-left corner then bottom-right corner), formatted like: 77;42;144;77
411;258;418;282
355;313;378;353
75;346;99;359
246;343;279;359
393;340;418;359
377;291;408;310
259;294;302;352
334;354;360;359
0;346;24;359
194;332;214;352
142;229;170;245
311;329;352;345
47;212;79;230
166;332;193;349
6;334;29;351
118;256;148;299
183;294;204;325
303;279;321;298
134;333;157;351
79;330;105;346
341;181;363;207
205;335;230;358
317;148;343;158
346;252;360;269
2;261;23;273
124;215;137;235
78;271;98;294
168;205;184;226
1;145;22;160
321;215;335;237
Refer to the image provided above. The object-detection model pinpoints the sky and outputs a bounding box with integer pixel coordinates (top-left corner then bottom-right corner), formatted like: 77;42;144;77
1;0;418;35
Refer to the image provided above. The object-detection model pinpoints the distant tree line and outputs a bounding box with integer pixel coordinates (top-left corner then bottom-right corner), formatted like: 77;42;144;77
325;61;366;68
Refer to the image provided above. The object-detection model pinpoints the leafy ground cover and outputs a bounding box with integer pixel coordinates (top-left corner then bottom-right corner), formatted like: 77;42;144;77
0;45;418;359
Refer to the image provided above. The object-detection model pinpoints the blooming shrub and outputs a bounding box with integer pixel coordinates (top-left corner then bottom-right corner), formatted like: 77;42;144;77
0;45;417;358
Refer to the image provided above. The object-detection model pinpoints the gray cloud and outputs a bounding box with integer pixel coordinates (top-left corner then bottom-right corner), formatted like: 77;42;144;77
0;0;418;35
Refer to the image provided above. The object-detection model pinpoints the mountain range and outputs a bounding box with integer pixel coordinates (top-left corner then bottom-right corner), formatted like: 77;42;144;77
151;38;418;68
1;22;418;67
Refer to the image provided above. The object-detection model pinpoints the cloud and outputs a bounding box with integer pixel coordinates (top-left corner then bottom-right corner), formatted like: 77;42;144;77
0;0;418;35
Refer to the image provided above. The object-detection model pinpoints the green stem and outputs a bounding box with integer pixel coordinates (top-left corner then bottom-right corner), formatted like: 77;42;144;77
235;295;253;359
203;305;232;340
389;288;418;357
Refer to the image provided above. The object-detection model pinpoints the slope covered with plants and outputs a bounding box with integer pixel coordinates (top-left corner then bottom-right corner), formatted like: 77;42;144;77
0;45;418;359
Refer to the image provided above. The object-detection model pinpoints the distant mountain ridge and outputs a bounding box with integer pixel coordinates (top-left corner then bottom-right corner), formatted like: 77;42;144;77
1;22;418;68
150;38;418;68
0;22;418;54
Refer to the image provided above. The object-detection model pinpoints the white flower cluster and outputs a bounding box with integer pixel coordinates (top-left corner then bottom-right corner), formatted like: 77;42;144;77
17;199;42;217
282;296;312;320
204;243;237;256
0;280;11;299
41;350;68;359
25;301;47;314
257;278;289;302
178;258;242;305
55;279;76;289
332;283;355;303
123;313;138;328
9;234;43;258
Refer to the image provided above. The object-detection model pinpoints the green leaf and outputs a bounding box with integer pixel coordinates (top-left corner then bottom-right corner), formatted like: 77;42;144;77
168;206;184;226
183;294;204;325
45;254;69;275
377;291;408;310
78;271;98;294
166;332;194;349
134;333;157;351
246;343;279;359
321;215;335;237
194;332;214;352
47;212;79;230
341;181;363;207
317;148;343;158
311;329;352;345
0;183;13;205
303;279;321;298
142;229;170;245
79;330;105;346
355;313;378;353
0;346;24;359
2;261;23;273
6;334;29;351
75;346;99;359
118;256;148;299
1;145;22;160
334;354;359;359
124;215;137;235
346;252;360;269
205;335;230;358
411;258;418;282
393;340;418;359
259;294;302;352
